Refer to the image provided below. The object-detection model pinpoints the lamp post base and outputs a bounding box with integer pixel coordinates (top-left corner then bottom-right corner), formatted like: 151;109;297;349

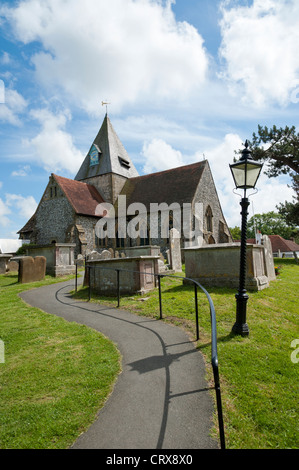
232;291;250;336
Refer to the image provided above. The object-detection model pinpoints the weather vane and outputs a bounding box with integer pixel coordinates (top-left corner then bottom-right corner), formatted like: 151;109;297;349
102;101;111;114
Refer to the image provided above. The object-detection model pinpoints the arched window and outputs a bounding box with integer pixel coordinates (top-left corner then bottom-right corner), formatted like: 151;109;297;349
206;206;213;233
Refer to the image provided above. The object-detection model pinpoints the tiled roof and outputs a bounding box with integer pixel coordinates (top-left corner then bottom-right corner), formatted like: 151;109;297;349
118;160;207;211
53;174;105;217
268;234;299;252
18;213;36;234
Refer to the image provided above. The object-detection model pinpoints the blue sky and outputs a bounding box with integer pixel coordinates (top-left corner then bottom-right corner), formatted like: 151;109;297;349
0;0;299;239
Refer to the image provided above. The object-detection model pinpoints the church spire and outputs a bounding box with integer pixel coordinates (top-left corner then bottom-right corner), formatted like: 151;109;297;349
74;114;139;182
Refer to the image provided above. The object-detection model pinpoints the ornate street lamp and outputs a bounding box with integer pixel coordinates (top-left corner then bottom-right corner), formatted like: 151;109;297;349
230;140;263;336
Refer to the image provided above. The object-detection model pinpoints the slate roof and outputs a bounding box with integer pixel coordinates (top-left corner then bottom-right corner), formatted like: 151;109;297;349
75;114;139;181
53;175;105;217
117;160;207;211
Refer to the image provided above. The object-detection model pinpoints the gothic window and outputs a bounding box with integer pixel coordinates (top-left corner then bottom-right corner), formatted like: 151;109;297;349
50;186;57;198
206;206;213;232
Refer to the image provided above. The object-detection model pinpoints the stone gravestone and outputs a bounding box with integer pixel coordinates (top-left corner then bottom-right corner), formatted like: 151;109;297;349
169;228;182;272
7;260;19;272
0;254;12;274
18;256;46;284
262;235;276;281
100;250;112;260
108;248;115;258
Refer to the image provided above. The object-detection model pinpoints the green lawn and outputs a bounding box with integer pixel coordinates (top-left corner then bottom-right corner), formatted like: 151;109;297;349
74;259;299;449
0;273;121;449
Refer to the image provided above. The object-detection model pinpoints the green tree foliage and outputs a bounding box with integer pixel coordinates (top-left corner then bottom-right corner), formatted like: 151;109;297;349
247;211;298;240
246;125;299;226
229;226;241;241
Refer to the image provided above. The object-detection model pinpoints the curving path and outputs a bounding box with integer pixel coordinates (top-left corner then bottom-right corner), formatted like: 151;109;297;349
20;278;218;449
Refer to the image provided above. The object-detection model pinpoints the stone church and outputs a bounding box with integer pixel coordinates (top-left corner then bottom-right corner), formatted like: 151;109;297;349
18;114;232;256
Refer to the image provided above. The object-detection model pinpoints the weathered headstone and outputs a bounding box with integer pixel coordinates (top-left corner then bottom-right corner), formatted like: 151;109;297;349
88;251;101;261
0;254;12;274
169;228;182;272
100;250;112;260
262;235;276;281
18;256;46;284
108;248;115;258
7;260;19;272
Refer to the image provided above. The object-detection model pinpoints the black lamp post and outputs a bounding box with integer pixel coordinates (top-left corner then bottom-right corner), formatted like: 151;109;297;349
230;140;263;336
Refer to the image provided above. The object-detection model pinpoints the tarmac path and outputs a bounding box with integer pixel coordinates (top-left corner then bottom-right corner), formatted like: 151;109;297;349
20;278;219;449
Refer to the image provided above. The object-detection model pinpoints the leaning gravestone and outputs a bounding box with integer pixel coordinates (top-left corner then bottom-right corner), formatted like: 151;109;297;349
262;235;276;281
18;256;46;284
169;228;182;272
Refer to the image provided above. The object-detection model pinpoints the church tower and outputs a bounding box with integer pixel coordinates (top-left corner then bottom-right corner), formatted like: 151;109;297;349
75;114;139;203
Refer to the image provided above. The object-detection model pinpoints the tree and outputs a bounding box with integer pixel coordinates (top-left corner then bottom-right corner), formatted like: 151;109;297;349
245;125;299;226
229;226;241;241
247;211;298;240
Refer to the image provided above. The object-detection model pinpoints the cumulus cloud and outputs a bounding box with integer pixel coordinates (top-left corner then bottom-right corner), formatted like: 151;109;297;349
0;87;27;125
23;108;84;174
219;0;299;107
5;193;38;220
0;0;208;114
0;197;11;227
141;138;185;174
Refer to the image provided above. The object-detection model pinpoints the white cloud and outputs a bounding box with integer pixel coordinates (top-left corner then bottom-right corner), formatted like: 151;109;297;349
23;108;84;174
219;0;299;107
5;193;38;220
0;87;27;125
0;197;11;227
1;0;209;113
11;165;31;177
141;138;185;174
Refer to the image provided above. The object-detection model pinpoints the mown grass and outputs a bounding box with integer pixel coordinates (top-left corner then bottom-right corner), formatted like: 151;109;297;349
0;273;121;449
74;259;299;449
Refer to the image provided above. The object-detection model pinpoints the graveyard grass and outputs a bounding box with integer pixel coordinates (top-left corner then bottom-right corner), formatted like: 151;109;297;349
74;258;299;449
0;273;121;449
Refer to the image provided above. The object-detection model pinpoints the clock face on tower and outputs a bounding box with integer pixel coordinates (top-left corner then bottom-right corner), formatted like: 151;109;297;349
89;144;100;166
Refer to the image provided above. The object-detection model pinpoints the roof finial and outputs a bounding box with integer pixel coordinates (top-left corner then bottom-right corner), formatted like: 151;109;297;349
101;100;111;115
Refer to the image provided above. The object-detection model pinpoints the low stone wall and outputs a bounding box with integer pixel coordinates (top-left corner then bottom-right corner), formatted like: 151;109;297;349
86;256;160;295
183;243;271;291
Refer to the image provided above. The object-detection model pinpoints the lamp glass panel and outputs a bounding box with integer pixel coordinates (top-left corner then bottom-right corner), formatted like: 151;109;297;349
231;163;246;188
246;163;262;188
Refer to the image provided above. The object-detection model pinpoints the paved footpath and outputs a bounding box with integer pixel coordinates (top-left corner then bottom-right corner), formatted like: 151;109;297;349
20;278;219;450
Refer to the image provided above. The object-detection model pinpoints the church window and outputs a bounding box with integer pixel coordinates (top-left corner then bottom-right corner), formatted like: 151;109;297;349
89;144;101;167
50;186;57;198
206;206;213;232
118;156;131;169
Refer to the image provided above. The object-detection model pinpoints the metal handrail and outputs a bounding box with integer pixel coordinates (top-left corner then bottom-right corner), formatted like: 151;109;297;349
76;262;226;449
